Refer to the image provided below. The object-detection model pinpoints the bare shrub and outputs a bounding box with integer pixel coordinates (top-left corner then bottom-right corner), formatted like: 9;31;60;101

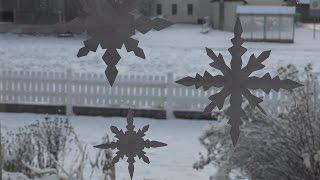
89;133;115;180
2;116;115;180
3;117;72;177
194;64;320;180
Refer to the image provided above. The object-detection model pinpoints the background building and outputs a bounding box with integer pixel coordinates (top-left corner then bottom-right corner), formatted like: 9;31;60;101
0;0;68;24
237;5;296;43
0;0;79;33
0;0;303;33
294;0;320;23
150;0;288;31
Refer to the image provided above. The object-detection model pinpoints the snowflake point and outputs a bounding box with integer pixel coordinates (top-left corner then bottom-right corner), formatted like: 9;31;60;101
58;0;172;86
234;17;243;36
105;67;118;86
177;18;303;146
77;47;90;57
94;109;166;179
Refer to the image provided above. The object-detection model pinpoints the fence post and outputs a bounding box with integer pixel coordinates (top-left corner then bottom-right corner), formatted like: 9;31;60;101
2;70;8;105
314;72;320;121
66;68;73;116
165;72;174;119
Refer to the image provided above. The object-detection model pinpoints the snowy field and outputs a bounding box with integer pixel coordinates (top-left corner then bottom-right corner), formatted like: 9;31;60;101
1;23;320;179
0;24;320;78
0;112;216;180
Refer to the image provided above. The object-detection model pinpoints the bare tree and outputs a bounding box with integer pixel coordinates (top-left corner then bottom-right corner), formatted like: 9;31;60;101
194;64;320;180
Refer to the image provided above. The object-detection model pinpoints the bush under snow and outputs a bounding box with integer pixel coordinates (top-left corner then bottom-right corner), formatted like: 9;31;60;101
2;116;115;180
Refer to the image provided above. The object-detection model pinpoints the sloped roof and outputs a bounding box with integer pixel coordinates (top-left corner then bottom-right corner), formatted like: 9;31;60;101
237;5;296;15
297;0;310;4
211;0;248;3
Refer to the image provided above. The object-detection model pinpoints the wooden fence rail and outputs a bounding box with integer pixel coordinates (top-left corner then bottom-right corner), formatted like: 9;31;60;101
0;69;319;117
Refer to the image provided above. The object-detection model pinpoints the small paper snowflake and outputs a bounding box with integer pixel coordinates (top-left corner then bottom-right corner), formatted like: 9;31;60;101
56;0;173;86
94;109;167;179
176;18;303;146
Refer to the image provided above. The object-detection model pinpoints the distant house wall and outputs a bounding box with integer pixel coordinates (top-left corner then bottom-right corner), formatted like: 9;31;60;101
245;0;284;6
15;0;65;24
151;0;285;31
0;0;16;11
151;0;246;26
0;0;67;24
223;1;244;30
0;0;17;22
152;0;202;24
211;1;245;31
210;2;219;28
198;0;213;19
64;0;82;21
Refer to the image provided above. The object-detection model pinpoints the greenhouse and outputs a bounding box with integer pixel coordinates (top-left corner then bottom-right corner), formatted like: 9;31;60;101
236;5;296;43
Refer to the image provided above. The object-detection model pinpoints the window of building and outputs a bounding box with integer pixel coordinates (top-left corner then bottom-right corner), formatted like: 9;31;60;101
0;11;14;22
156;4;162;15
187;4;193;15
39;0;49;10
172;4;177;15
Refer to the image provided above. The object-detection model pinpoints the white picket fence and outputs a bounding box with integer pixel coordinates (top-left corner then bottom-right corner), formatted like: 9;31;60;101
0;69;317;116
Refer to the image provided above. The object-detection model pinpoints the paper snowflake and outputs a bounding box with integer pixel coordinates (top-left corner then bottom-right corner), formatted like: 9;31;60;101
94;109;167;179
176;18;303;146
56;0;172;86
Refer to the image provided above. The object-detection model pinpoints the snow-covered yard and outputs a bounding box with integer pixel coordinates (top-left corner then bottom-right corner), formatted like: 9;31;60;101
0;24;319;78
1;23;320;180
0;112;216;180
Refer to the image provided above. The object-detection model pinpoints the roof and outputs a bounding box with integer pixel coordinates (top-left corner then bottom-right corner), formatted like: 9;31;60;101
297;0;310;4
236;5;296;15
211;0;247;3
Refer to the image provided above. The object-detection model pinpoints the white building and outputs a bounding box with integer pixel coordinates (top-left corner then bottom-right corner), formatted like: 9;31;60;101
150;0;288;31
151;0;204;24
237;5;296;42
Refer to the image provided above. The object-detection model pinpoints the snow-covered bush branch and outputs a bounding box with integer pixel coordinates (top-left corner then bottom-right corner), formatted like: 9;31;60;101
194;64;320;180
2;116;115;180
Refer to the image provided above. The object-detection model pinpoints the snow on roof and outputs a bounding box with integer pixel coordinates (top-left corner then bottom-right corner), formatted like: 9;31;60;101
297;0;310;4
236;5;296;15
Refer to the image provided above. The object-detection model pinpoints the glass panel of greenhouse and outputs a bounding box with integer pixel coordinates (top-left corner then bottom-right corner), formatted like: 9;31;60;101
236;5;296;43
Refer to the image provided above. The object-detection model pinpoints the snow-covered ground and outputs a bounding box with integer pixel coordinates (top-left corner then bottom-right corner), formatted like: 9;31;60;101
1;24;320;78
0;112;216;180
1;23;320;179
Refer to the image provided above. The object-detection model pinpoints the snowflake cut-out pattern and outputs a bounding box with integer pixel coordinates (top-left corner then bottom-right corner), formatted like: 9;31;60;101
56;0;173;86
176;18;303;146
94;109;167;179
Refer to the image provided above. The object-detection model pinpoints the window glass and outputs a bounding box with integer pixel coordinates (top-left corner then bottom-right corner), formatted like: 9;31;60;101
187;4;193;15
156;4;162;15
172;4;177;15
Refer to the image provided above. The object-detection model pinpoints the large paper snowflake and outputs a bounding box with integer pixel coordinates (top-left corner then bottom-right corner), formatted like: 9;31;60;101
94;109;167;179
56;0;172;86
176;18;303;146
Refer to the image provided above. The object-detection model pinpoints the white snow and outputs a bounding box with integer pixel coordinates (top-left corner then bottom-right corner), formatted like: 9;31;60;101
237;5;296;15
3;171;30;180
0;112;216;180
0;24;319;79
1;23;320;180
